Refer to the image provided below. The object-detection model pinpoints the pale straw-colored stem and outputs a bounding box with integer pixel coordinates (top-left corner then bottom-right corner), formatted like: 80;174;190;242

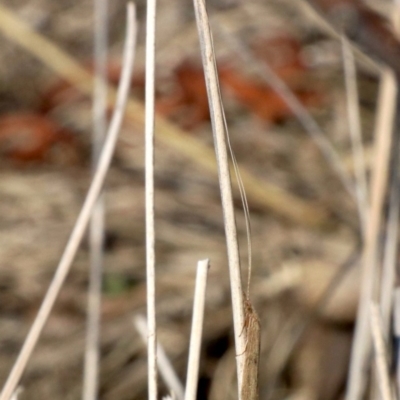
341;36;369;233
144;0;158;398
192;0;246;394
346;68;397;400
133;315;185;400
9;388;22;400
184;260;210;400
370;303;394;400
0;6;137;399
82;0;109;399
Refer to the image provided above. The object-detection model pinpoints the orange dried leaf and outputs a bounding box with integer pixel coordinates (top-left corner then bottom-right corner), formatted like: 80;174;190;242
219;67;323;123
0;112;75;162
156;61;210;130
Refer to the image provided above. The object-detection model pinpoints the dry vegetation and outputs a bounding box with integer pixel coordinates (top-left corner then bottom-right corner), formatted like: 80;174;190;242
0;0;396;399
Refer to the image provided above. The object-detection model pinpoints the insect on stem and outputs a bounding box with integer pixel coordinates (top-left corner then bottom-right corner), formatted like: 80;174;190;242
240;298;261;400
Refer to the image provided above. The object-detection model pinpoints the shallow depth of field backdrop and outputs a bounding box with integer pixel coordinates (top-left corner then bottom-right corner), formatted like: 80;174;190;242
0;0;395;399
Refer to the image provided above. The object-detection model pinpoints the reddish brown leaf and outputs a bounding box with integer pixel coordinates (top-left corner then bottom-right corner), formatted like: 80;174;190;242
156;61;210;130
219;67;322;124
0;112;76;162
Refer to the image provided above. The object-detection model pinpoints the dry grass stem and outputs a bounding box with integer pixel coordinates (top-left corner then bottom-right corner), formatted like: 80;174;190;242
3;2;397;400
82;0;109;399
184;259;210;400
145;0;158;397
369;303;393;400
0;3;328;227
192;0;246;391
0;6;137;399
9;388;22;400
346;68;397;400
341;36;368;232
133;315;185;400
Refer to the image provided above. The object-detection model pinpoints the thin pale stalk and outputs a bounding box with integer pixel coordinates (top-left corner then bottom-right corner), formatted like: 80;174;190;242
214;17;356;200
341;36;369;233
184;260;210;400
0;7;137;399
9;388;22;400
346;68;397;400
144;0;158;398
82;0;109;399
192;0;246;393
133;315;184;400
370;303;394;400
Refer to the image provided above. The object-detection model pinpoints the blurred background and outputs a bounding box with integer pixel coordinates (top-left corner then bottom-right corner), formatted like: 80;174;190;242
0;0;389;399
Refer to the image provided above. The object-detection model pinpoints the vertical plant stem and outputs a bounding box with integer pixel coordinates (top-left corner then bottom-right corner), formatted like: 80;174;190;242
184;259;210;400
370;303;393;400
346;68;397;400
348;0;400;390
192;0;246;394
341;36;368;233
0;7;137;399
145;0;158;398
83;0;108;398
133;315;185;400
